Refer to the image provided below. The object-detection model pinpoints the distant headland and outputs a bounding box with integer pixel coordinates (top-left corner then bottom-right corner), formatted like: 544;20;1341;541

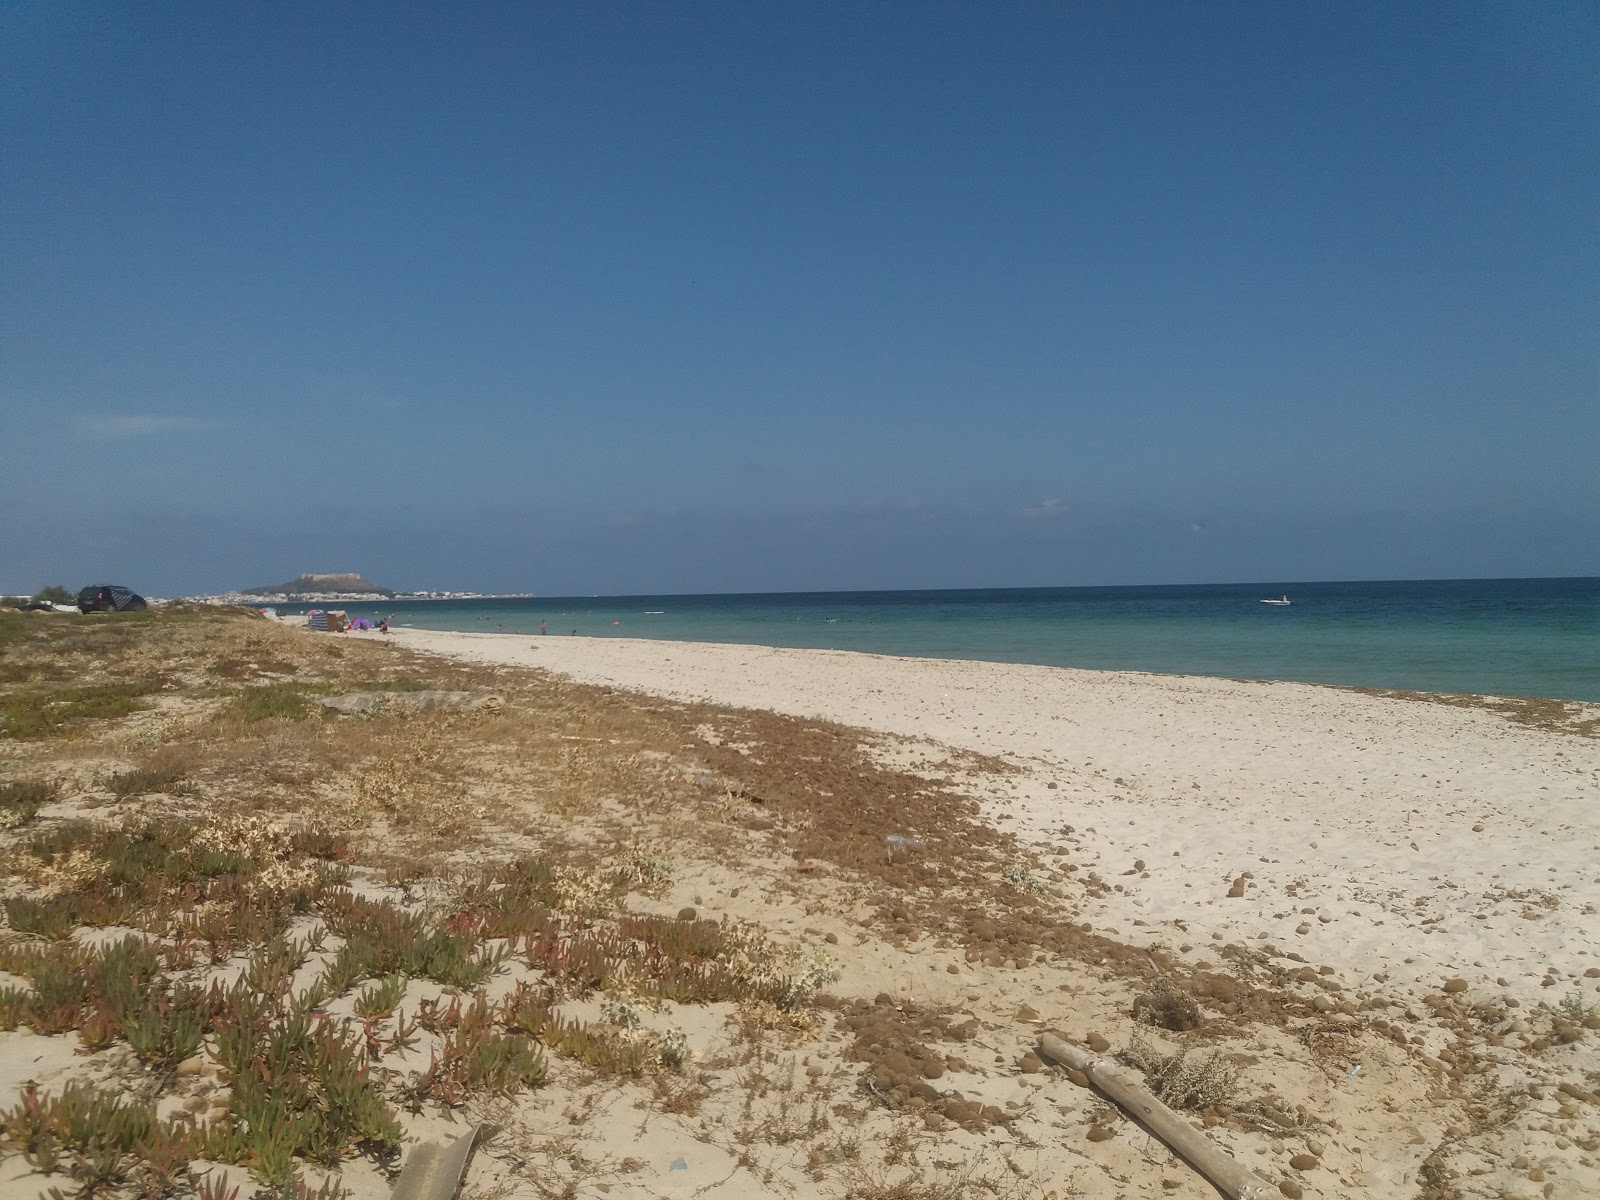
180;573;532;604
243;573;395;599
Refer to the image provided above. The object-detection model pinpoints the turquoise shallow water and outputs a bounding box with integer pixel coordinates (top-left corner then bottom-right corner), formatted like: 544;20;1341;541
276;578;1600;702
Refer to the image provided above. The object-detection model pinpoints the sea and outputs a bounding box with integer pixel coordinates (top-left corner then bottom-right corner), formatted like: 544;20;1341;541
272;577;1600;703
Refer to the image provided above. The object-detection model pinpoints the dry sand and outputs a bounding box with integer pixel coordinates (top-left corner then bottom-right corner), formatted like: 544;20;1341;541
11;614;1592;1200
392;628;1600;1011
360;628;1600;1198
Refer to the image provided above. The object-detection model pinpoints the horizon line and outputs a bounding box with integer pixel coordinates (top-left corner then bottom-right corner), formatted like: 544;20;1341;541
236;573;1598;603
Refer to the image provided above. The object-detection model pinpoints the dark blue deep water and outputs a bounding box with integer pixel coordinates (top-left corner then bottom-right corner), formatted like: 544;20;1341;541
278;578;1599;702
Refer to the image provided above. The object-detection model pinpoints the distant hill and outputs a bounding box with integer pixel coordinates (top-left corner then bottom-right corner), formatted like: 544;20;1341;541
243;573;395;598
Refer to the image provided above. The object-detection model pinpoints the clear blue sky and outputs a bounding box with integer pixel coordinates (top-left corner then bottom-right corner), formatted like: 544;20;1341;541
2;2;1595;596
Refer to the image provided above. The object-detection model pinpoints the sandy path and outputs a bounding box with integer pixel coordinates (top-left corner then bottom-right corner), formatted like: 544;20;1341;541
387;628;1600;1007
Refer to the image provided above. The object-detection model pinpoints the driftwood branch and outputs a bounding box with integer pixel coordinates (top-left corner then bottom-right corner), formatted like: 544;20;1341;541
1037;1032;1278;1200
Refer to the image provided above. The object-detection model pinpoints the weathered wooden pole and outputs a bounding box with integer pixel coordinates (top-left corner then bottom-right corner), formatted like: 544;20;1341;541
1038;1033;1279;1199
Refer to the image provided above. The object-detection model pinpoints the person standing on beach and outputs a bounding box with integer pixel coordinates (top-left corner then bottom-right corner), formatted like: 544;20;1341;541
539;619;547;635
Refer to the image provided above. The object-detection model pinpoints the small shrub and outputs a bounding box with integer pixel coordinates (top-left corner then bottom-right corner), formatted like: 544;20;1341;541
243;936;309;997
0;779;55;827
1558;988;1595;1022
291;826;352;862
353;974;407;1019
120;984;209;1066
0;1077;213;1196
0;681;159;739
213;994;403;1179
86;937;165;1018
4;895;79;940
193;1171;242;1200
224;684;316;723
541;1014;656;1076
497;981;551;1034
1121;1036;1236;1111
207;656;299;680
107;763;188;797
0;986;29;1030
1002;863;1046;895
318;892;503;989
402;997;545;1108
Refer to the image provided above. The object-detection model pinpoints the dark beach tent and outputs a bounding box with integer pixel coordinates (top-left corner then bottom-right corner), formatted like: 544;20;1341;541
306;609;330;631
76;585;148;613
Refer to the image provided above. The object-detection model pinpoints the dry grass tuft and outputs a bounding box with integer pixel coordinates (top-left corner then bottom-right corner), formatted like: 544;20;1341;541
0;779;55;829
1119;1035;1236;1112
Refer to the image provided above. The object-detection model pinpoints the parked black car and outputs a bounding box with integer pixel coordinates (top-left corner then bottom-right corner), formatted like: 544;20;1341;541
76;585;148;613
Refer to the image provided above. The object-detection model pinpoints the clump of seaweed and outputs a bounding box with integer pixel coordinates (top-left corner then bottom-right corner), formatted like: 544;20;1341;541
1132;981;1204;1032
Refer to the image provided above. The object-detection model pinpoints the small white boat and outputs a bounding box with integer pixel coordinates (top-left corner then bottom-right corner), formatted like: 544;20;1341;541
1260;595;1291;606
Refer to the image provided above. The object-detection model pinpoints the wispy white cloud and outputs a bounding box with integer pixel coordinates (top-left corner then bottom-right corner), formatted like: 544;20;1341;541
1015;498;1067;520
1190;520;1209;535
74;414;217;439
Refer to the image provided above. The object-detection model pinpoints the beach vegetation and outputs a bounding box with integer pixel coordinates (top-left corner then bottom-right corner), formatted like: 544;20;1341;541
1119;1036;1236;1111
207;653;301;679
107;753;190;797
0;680;161;739
1558;987;1595;1022
0;779;54;828
0;1080;200;1197
223;682;319;722
1002;862;1046;895
352;973;408;1019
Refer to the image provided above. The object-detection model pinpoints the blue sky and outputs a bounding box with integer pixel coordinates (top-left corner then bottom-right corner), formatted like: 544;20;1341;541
2;2;1595;595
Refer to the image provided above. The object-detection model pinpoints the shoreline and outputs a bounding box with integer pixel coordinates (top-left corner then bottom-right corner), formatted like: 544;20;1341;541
385;626;1600;1008
255;574;1600;704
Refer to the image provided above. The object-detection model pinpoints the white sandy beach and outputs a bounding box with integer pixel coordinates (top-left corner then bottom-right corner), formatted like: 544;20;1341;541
335;627;1600;1199
389;628;1600;1010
